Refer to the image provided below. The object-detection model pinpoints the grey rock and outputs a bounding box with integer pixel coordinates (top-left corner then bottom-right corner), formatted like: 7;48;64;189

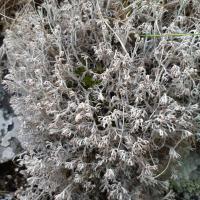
0;194;13;200
0;108;22;163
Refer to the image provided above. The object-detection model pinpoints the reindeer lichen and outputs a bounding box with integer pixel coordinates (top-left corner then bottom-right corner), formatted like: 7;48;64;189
2;0;200;200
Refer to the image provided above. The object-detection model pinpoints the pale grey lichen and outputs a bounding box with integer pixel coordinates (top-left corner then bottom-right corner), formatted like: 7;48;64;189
3;0;200;199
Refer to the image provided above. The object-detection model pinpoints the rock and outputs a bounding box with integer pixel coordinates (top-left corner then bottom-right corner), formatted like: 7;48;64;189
0;84;22;163
0;108;22;163
0;194;13;200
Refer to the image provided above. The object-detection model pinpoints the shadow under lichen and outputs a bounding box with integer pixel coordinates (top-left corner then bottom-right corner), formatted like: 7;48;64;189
0;160;25;200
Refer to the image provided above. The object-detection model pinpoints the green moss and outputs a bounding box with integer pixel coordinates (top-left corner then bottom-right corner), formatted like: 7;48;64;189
82;74;101;89
169;152;200;199
170;178;200;198
73;66;102;89
75;66;86;77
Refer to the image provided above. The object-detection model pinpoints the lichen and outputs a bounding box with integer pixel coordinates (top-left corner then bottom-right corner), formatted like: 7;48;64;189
3;0;200;200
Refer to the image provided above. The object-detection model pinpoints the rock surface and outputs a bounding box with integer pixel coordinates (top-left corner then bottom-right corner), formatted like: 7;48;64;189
0;112;22;163
0;86;22;163
0;85;23;199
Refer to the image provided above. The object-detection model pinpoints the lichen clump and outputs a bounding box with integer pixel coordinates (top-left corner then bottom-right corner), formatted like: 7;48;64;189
3;0;200;199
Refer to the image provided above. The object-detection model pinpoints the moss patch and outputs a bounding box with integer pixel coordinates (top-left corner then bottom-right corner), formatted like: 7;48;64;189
82;74;101;89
